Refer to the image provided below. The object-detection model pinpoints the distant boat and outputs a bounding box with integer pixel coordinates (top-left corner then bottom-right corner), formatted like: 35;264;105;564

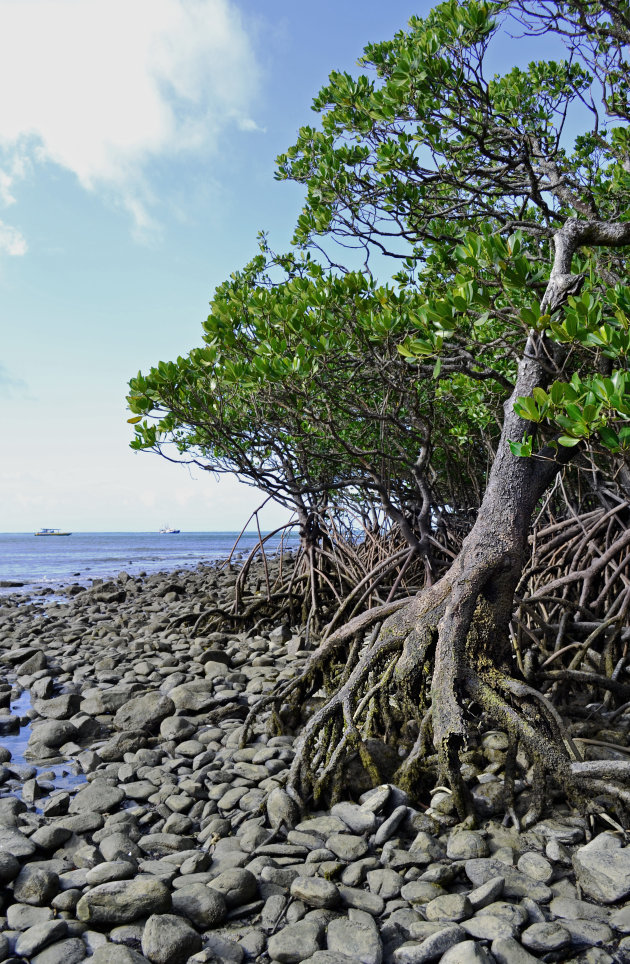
34;528;72;537
159;525;180;534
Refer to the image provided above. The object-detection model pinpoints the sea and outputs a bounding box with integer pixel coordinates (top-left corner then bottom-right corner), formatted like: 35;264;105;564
0;530;298;595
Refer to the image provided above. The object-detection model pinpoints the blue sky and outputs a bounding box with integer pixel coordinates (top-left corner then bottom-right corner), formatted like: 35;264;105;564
0;0;563;532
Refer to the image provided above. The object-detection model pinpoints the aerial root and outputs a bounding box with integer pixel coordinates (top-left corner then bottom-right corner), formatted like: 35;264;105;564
286;633;408;805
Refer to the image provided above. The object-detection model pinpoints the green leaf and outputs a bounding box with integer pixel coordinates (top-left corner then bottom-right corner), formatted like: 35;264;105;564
599;426;620;448
514;396;540;422
557;436;581;447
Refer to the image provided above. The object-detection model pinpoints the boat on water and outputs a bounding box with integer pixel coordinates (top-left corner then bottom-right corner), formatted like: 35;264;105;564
34;528;72;537
159;525;180;534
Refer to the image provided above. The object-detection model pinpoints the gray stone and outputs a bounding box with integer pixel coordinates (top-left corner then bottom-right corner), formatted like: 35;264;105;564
30;824;72;851
159;716;196;741
446;832;488;860
13;865;60;905
491;937;540;964
461;916;518;942
0;825;37;858
303;954;361;964
533;818;585;844
424;894;472;922
210;868;258;907
141;913;202;964
338;885;385;916
467;876;504;910
69;779;125;814
98;731;147;761
573;836;630;903
86;860;137;885
31;937;87;964
0;850;20;882
331;802;377;835
476;901;527;928
392;924;466;963
465;858;552;902
326;833;369;862
15;920;69;958
123;780;157;800
33;693;81;719
521;921;571;952
80;687;132;715
517;851;553;883
561;918;614;947
138;833;195;857
400;880;446;905
359;785;391;813
291;876;340;909
268;920;322;963
327;914;382;964
374;806;409;846
366;869;403;899
92;948;151;964
439;942;494;963
29;719;76;748
114;693;175;733
297;815;347;835
7;902;53;929
611;904;630;932
549;896;611;924
168;681;215;712
76;877;171;924
171;883;227;928
99;831;142;862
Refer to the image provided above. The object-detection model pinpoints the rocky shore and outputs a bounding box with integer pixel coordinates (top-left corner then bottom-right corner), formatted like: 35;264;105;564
1;562;630;964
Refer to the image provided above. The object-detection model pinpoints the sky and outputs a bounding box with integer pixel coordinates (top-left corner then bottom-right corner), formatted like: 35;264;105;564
0;0;565;533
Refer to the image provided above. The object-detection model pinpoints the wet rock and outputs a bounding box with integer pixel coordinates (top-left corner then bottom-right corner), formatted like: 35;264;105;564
490;937;540;963
14;920;69;958
440;942;494;963
92;947;151;964
33;694;81;720
425;894;472;922
0;851;20;883
210;868;258;908
326;833;369;862
446;832;489;860
171;883;227;928
13;865;60;905
114;693;175;733
465;858;552;902
141;913;202;964
80;687;132;715
291;876;340;908
268;919;322;963
573;834;630;903
76;877;171;924
168;681;216;713
28;719;76;749
69;779;125;814
521;921;571;952
98;731;148;761
331;802;377;835
393;924;466;962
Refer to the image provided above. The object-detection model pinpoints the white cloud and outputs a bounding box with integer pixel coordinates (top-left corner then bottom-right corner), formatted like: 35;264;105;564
0;220;26;255
0;0;260;232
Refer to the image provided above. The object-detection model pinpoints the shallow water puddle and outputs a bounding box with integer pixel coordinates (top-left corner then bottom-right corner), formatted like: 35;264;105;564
0;689;86;807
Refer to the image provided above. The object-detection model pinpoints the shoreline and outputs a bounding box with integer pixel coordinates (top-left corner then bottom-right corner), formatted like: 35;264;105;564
0;563;629;963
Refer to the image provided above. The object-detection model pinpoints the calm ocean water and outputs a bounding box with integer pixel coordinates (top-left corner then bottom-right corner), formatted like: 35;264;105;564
0;531;298;593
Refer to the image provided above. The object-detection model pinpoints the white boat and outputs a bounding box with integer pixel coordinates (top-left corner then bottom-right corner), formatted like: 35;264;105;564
34;528;72;536
159;525;180;534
